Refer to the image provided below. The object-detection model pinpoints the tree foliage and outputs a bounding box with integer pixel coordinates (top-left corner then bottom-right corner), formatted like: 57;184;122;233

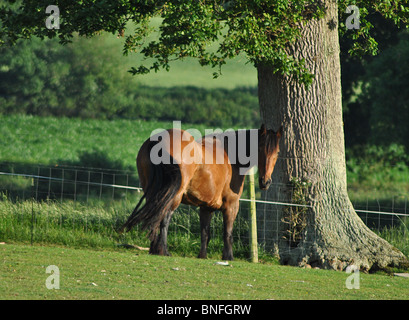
0;35;136;117
1;1;409;135
1;1;408;87
358;30;409;149
0;33;259;126
340;12;402;147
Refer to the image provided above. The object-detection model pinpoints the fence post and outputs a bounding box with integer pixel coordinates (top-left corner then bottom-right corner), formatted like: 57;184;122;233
248;167;258;263
31;177;35;246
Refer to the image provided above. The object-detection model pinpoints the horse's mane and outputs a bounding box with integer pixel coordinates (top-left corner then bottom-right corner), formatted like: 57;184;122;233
201;129;255;167
263;129;279;154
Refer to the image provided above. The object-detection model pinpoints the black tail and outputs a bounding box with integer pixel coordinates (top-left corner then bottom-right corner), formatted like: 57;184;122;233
120;151;182;240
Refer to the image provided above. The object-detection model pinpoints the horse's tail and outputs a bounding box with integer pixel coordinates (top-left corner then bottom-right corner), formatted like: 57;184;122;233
120;144;182;240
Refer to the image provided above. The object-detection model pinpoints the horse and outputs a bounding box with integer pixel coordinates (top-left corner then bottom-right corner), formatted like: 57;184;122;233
120;124;282;260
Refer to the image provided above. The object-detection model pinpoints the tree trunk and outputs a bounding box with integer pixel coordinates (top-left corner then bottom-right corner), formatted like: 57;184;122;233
257;0;408;271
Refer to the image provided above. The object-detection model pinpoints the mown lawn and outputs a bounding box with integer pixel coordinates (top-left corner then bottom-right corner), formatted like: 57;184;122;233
1;243;408;300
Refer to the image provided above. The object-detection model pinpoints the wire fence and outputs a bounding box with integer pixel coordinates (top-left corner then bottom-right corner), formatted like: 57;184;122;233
0;161;408;257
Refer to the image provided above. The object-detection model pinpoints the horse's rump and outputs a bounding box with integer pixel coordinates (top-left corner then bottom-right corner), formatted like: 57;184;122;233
121;140;182;239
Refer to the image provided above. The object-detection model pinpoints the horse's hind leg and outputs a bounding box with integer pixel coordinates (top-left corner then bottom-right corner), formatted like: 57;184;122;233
222;202;239;260
198;207;214;259
150;211;174;256
149;189;184;256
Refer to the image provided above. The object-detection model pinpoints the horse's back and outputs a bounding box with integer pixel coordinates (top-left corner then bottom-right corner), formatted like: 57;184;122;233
137;128;235;210
137;128;201;192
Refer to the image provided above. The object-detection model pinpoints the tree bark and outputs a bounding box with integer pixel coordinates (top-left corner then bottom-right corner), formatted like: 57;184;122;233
257;0;408;271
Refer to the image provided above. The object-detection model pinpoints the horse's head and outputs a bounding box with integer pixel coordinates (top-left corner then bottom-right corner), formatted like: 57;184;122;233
258;124;282;190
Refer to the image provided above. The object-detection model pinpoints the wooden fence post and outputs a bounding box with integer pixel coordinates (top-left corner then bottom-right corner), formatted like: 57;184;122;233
248;167;258;263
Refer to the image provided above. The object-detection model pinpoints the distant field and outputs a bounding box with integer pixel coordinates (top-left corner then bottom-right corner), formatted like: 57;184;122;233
77;20;257;90
105;18;258;89
0;115;213;170
131;55;257;89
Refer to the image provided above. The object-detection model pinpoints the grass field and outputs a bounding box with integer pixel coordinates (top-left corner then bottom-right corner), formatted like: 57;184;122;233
0;114;215;170
1;243;409;300
0;114;245;168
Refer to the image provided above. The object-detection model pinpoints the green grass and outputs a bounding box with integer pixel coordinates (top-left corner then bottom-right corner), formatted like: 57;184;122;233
129;53;257;90
377;221;409;258
1;243;409;300
0;197;141;248
0;197;260;261
0;114;214;170
1;195;407;262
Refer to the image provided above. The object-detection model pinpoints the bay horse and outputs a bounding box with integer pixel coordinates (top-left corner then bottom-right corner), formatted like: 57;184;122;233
120;124;282;260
